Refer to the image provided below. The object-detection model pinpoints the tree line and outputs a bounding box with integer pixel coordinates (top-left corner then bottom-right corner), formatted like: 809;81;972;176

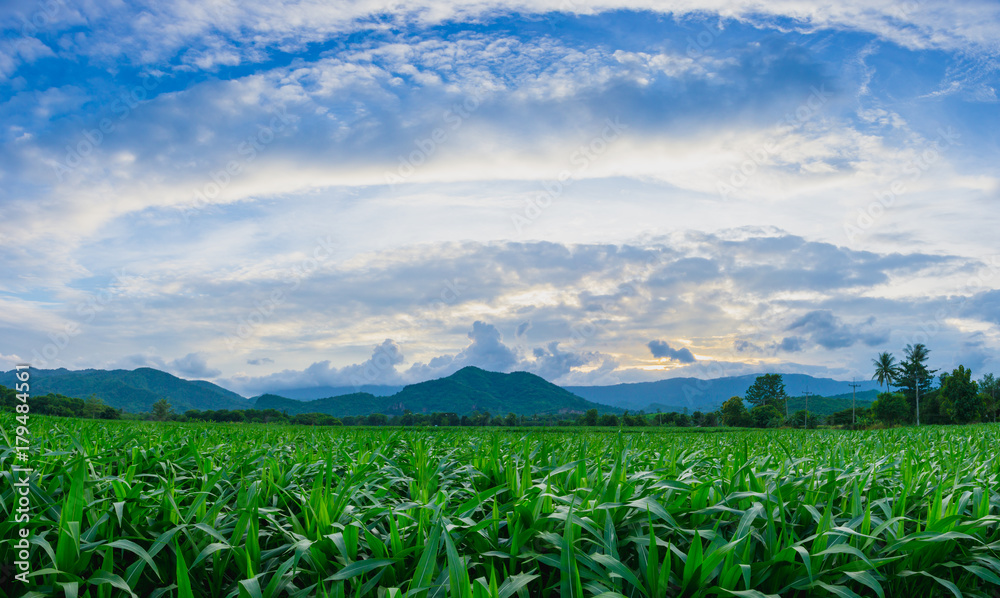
6;342;995;430
719;343;998;429
0;386;121;419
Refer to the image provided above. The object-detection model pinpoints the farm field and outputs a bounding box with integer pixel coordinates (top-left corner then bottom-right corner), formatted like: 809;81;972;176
2;416;1000;597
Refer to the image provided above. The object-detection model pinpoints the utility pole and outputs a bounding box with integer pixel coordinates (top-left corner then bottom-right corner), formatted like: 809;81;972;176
803;389;811;428
848;379;861;427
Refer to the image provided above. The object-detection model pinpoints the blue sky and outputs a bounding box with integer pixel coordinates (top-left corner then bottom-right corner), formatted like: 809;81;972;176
1;0;998;396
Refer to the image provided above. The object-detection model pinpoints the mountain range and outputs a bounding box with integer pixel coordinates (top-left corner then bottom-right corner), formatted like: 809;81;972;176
1;366;883;418
0;367;249;413
565;373;882;412
255;367;619;416
263;384;403;400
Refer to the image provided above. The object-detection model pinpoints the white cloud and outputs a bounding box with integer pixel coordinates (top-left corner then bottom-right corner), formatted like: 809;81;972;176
2;3;998;387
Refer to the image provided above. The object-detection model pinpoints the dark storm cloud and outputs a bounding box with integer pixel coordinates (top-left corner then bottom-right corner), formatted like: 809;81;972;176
648;340;697;363
787;310;889;350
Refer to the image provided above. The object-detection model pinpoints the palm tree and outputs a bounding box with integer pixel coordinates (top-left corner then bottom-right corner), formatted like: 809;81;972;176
872;352;899;393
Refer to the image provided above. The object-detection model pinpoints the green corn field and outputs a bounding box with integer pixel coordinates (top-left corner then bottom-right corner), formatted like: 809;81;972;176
2;415;1000;597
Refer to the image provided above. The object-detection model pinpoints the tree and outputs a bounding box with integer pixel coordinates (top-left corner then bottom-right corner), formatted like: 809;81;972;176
83;396;107;419
623;411;646;427
872;392;909;426
151;399;173;421
720;396;750;427
744;374;789;414
828;406;869;428
789;410;809;428
980;373;998;423
871;352;899;393
750;404;782;428
582;408;599;426
505;412;518;427
98;405;121;419
597;414;619;426
939;365;980;424
897;343;937;422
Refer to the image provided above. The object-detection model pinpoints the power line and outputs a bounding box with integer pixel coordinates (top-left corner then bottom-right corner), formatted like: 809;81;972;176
848;379;861;427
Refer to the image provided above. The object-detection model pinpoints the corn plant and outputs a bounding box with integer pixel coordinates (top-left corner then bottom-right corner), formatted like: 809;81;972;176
2;416;1000;597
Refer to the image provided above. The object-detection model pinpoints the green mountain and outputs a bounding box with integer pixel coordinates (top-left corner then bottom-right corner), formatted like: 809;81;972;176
786;389;879;416
0;367;249;413
566;374;882;412
643;403;703;414
253;392;383;417
254;366;619;417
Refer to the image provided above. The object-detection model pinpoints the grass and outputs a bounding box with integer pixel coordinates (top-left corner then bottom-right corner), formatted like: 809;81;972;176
2;415;1000;597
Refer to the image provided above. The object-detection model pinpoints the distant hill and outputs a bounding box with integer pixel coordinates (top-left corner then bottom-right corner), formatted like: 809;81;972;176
262;384;403;401
636;389;879;416
1;366;886;419
640;403;695;414
254;392;383;416
564;374;882;412
787;389;879;416
0;367;249;413
255;366;620;417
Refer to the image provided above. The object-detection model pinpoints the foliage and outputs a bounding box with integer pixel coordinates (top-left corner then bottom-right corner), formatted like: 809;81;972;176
980;373;998;423
897;343;938;416
750;403;783;428
597;413;619;426
0;385;121;419
785;392;876;416
871;351;900;392
939;365;980;424
0;366;247;413
6;416;1000;597
787;409;821;429
872;392;910;426
744;374;788;412
254;367;619;418
151;398;173;421
826;406;871;427
719;396;750;427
